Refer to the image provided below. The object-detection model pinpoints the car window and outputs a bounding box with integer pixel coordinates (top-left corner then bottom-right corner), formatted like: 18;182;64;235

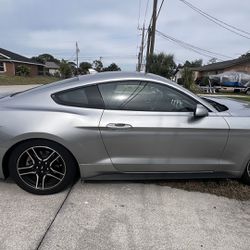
202;97;228;112
98;81;197;112
52;85;104;109
98;81;143;109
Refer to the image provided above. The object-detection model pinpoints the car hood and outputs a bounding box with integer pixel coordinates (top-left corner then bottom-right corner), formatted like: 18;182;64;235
204;96;250;116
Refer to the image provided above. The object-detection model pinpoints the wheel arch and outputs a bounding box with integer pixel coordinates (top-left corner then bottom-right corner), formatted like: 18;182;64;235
2;138;80;179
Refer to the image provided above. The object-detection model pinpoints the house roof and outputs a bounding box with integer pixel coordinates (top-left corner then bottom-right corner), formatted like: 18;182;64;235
45;61;60;69
0;48;44;66
192;57;250;72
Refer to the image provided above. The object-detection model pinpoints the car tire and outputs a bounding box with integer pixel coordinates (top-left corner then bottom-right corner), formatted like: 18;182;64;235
241;161;250;185
9;139;77;195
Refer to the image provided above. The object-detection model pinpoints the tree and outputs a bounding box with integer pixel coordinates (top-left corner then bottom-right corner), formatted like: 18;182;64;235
208;57;218;64
68;61;77;76
31;54;60;64
182;67;195;90
93;60;103;72
147;53;176;79
59;60;72;79
31;56;45;64
183;59;202;68
103;63;121;72
80;62;92;74
240;52;250;58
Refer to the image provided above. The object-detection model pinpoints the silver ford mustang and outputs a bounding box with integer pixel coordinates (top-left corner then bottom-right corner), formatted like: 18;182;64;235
0;72;250;194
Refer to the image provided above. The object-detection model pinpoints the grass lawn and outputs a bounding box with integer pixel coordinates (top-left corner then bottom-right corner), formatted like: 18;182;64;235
0;75;60;85
227;96;250;102
202;92;250;102
216;93;250;102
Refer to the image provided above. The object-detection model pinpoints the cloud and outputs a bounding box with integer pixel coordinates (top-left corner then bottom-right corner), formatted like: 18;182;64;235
0;0;249;70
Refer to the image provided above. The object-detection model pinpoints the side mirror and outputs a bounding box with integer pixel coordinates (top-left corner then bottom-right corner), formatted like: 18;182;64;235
194;104;208;117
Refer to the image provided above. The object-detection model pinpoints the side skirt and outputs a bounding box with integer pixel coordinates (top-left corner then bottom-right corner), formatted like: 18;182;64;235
82;171;242;181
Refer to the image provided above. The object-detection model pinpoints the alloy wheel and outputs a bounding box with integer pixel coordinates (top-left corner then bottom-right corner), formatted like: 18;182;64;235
16;146;66;190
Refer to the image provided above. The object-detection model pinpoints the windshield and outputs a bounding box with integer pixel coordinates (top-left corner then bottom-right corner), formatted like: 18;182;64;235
202;97;228;112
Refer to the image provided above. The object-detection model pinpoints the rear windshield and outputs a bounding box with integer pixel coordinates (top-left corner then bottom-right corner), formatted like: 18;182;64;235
202;97;228;112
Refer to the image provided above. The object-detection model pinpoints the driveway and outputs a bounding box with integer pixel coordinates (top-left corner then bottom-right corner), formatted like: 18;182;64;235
0;85;249;250
0;180;249;250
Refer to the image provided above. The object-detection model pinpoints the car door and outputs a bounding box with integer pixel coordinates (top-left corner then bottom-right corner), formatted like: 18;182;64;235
98;81;229;172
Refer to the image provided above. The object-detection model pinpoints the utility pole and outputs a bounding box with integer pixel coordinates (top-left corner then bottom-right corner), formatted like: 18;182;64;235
145;27;151;72
137;25;145;72
145;0;158;72
149;0;158;56
76;41;80;75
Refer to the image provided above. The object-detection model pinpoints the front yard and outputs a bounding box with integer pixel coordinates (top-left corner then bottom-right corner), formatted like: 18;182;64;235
0;75;60;85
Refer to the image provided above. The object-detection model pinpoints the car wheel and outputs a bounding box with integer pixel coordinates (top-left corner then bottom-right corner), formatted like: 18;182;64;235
241;161;250;185
9;139;77;195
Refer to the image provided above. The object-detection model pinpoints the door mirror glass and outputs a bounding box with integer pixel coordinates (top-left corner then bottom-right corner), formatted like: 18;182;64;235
194;104;208;117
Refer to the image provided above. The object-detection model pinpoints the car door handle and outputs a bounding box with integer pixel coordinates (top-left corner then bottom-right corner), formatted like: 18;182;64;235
106;123;133;129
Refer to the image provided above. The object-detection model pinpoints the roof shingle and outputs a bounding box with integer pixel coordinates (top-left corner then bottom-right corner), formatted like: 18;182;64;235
192;57;250;72
0;48;44;66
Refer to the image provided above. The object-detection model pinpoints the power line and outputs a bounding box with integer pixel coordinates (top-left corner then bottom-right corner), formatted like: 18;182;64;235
144;0;150;24
180;0;250;36
137;0;142;29
156;30;232;60
180;0;250;40
157;31;224;60
157;30;232;59
157;0;166;19
138;0;166;71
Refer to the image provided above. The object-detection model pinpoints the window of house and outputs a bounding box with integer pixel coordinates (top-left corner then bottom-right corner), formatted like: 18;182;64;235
0;62;5;72
52;85;104;109
98;81;198;112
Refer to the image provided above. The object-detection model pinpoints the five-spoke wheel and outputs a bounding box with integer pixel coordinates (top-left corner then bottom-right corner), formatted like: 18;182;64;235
9;140;76;195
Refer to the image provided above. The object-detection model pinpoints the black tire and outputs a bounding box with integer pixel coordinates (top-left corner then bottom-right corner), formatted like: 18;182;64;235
241;161;250;185
9;139;77;195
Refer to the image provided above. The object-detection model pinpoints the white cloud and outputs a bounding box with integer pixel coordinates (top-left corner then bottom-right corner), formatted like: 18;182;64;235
0;0;249;70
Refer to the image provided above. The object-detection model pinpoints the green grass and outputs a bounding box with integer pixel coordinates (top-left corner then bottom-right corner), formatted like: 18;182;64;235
215;93;250;102
202;92;250;103
227;96;250;102
0;75;60;85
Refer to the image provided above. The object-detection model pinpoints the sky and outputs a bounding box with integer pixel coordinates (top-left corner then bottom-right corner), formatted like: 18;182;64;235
0;0;249;71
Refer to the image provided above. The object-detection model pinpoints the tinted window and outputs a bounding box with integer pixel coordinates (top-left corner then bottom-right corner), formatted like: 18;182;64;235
52;85;104;109
98;81;197;112
202;97;228;112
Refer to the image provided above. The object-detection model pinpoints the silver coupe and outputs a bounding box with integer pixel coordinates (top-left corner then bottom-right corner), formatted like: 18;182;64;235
0;72;250;194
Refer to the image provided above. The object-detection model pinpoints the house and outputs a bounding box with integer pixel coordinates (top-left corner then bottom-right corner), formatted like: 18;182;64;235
192;57;250;79
0;48;45;76
45;61;60;76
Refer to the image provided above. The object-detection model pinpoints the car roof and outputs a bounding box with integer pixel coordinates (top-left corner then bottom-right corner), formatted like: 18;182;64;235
43;72;175;91
1;71;217;112
10;72;176;97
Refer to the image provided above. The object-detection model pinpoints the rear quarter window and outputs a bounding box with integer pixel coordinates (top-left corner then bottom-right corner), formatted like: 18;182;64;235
52;85;104;109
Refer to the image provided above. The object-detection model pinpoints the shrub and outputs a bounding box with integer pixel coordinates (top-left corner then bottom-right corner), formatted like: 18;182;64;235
16;65;30;76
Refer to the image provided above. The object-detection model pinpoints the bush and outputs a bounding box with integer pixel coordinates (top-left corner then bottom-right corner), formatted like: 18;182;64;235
182;67;194;90
16;65;30;76
59;60;72;79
